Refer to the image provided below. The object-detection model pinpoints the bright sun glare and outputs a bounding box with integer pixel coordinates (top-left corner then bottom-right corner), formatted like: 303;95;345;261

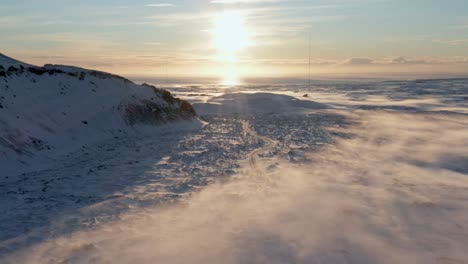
213;11;249;61
212;11;251;85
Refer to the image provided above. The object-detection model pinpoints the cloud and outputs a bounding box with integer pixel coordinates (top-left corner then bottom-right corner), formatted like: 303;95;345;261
211;0;284;3
342;58;374;65
146;3;176;7
388;57;433;65
339;57;468;67
390;57;411;64
143;42;163;45
144;12;213;25
432;39;468;46
0;16;20;27
387;57;468;65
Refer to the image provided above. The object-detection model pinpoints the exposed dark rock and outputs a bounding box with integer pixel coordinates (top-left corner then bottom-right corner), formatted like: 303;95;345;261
7;66;18;72
27;67;47;75
67;72;78;77
123;98;195;126
29;137;48;151
81;121;89;125
47;69;64;75
162;90;176;104
179;100;196;115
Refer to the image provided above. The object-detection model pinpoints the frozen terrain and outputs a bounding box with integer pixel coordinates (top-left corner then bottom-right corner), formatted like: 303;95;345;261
1;70;468;263
0;54;195;176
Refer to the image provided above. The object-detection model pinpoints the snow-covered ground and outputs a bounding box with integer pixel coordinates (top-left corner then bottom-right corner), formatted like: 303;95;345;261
0;54;196;176
1;76;467;263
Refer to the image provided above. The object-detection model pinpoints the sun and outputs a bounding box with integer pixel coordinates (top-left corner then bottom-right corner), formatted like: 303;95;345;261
213;11;250;62
212;11;251;85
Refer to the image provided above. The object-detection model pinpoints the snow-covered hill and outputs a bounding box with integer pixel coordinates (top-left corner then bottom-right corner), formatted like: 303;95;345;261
0;53;196;176
0;53;33;69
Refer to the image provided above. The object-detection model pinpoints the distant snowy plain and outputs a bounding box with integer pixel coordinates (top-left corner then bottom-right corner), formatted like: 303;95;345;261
1;79;468;263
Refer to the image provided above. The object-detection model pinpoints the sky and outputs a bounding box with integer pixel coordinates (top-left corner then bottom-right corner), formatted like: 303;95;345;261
1;0;468;82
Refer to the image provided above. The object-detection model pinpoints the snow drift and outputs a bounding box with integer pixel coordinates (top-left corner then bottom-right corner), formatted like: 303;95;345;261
193;93;329;115
0;53;196;176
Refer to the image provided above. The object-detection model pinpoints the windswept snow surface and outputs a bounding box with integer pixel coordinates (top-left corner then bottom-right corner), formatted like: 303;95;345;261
1;77;468;263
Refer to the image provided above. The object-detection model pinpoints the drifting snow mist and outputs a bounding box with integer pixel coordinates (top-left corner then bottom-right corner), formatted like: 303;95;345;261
4;111;468;264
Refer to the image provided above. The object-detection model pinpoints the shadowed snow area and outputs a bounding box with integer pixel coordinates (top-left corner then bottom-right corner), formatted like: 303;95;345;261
0;53;33;68
193;93;329;115
1;77;468;263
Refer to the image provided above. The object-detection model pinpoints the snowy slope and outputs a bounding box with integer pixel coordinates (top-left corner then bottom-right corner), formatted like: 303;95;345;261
0;54;196;176
0;53;33;69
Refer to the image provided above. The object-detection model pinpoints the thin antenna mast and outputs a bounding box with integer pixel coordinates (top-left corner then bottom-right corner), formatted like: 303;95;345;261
166;61;169;85
308;32;311;88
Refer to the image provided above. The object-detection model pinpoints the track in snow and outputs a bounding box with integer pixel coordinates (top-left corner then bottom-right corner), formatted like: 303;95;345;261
241;120;277;173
